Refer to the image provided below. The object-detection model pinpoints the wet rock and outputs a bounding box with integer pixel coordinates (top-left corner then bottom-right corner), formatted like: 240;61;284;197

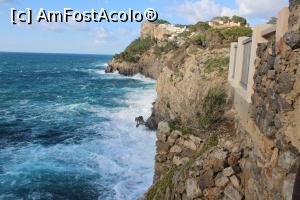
224;184;243;200
186;178;202;199
145;114;158;130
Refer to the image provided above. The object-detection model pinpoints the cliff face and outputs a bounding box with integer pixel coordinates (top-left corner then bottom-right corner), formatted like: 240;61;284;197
107;4;300;199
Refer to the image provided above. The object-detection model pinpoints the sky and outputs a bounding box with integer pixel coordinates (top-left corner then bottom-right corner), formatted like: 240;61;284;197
0;0;289;55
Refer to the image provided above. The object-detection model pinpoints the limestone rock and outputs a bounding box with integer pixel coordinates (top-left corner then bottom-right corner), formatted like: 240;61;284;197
170;145;182;153
224;184;243;200
223;167;235;177
230;175;241;189
278;151;297;170
215;173;229;187
158;122;171;134
186;178;202;199
183;140;197;151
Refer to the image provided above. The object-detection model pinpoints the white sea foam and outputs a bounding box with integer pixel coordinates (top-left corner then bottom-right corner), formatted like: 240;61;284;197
0;72;157;200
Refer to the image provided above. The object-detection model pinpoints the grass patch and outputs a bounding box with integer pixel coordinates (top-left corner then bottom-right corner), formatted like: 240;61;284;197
114;37;156;63
169;119;193;135
204;56;229;74
199;88;227;128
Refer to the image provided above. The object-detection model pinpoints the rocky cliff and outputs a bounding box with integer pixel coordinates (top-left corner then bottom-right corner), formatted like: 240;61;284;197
107;3;300;199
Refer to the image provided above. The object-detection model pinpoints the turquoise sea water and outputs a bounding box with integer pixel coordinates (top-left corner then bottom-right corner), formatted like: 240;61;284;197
0;52;156;200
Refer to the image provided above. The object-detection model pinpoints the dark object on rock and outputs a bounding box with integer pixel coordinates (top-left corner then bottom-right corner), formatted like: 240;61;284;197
284;31;300;50
135;116;145;128
145;114;158;130
105;65;115;73
293;165;300;200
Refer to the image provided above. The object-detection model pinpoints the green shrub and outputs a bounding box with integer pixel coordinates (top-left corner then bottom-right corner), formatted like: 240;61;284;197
232;15;247;26
153;19;170;24
191;33;207;46
188;21;210;32
114;37;156;62
204;56;229;73
168;119;193;135
212;27;252;43
199;88;227;128
154;41;178;56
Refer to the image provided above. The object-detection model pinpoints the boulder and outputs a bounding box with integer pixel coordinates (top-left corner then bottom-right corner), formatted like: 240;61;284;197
224;184;243;200
223;167;235;177
215;173;229;187
186;178;202;199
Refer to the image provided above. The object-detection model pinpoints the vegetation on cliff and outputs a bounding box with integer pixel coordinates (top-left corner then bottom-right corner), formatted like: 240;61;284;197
113;36;156;62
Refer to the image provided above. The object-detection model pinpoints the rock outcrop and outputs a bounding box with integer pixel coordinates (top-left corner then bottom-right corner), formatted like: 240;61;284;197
107;2;300;199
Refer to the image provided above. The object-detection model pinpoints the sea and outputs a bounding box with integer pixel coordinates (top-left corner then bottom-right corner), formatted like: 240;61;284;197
0;52;156;200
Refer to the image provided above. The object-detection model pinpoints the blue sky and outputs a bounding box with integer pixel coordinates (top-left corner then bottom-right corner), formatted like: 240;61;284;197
0;0;288;54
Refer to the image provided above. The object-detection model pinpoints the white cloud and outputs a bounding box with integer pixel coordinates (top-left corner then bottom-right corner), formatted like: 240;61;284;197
93;27;110;45
175;0;235;23
174;0;288;24
235;0;288;18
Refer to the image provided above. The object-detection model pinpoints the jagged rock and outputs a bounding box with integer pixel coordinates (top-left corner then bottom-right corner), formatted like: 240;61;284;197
157;141;170;154
157;132;167;142
282;173;296;200
224;184;243;200
203;187;222;199
199;169;214;189
158;122;171;134
145;114;158;130
170;145;182;153
290;0;300;8
230;175;241;189
156;154;167;162
167;136;176;145
215;172;229;187
186;178;202;199
284;31;300;49
189;135;202;144
278;151;297;170
183;140;197;151
210;149;228;172
223;167;235;177
277;72;295;94
267;70;276;79
173;156;189;166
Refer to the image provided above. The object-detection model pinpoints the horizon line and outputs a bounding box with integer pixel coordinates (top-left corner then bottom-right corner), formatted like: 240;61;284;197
0;51;113;56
